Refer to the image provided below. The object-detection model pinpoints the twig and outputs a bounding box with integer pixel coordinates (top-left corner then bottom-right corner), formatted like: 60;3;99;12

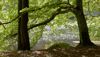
2;15;20;25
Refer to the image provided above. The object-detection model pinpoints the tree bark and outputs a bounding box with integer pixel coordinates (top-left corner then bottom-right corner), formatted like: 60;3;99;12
18;0;30;50
73;0;95;46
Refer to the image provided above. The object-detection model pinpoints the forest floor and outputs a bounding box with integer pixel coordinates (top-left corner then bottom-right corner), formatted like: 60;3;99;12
0;46;100;57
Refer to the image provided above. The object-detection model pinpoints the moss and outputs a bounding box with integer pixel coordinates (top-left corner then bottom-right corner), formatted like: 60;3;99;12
48;42;72;49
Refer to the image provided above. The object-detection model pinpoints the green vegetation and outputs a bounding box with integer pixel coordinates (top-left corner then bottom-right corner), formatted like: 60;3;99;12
0;0;99;51
48;42;72;49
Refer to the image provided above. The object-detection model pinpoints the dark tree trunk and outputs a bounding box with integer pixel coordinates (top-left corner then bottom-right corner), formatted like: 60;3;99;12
73;0;95;46
18;0;30;50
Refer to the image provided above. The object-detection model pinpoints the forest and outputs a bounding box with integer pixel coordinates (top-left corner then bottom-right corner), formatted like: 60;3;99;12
0;0;100;57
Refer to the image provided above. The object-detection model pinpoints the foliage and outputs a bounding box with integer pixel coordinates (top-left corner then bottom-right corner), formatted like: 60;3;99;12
48;42;72;49
0;0;99;51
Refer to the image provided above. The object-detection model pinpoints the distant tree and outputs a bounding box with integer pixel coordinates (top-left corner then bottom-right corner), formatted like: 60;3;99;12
18;0;30;50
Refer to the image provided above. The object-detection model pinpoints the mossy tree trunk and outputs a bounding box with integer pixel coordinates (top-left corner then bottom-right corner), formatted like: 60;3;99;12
72;0;95;46
18;0;30;50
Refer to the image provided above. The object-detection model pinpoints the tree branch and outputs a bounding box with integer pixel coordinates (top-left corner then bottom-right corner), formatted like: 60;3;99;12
28;8;61;30
1;15;20;25
4;4;74;39
1;2;70;26
28;9;70;30
28;4;74;30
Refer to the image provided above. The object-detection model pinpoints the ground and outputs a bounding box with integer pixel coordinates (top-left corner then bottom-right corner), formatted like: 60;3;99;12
0;46;100;57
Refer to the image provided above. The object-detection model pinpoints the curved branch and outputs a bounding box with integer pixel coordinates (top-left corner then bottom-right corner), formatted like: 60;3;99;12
28;6;74;30
1;6;42;25
1;15;20;25
1;2;71;26
4;4;74;39
28;7;70;30
0;15;20;29
28;8;61;30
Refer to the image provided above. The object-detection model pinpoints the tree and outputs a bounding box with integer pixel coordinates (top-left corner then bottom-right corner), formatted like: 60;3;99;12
18;0;30;50
25;0;96;47
28;0;96;47
0;0;99;50
72;0;96;46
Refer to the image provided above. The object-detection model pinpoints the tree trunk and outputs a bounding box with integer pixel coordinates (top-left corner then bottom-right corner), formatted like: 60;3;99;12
18;0;30;50
73;0;95;46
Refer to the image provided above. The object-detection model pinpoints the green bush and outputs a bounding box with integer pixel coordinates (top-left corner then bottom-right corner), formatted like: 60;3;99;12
48;42;72;49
